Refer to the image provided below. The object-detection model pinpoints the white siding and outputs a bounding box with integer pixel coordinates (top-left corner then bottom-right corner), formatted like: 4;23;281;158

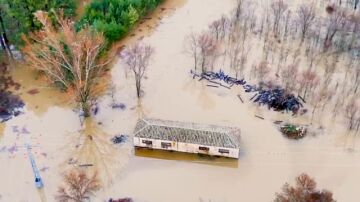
133;137;239;159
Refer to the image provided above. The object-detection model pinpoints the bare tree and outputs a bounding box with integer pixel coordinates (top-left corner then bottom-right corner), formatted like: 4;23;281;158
120;42;154;99
56;169;100;202
22;11;109;117
274;173;335;202
197;32;219;73
270;0;288;37
345;97;360;131
209;20;222;40
297;4;316;42
298;69;320;100
209;16;230;41
323;8;347;49
311;86;333;123
282;10;292;41
234;0;245;21
256;61;271;83
353;0;360;10
227;30;242;76
351;60;360;94
281;62;299;92
184;32;199;71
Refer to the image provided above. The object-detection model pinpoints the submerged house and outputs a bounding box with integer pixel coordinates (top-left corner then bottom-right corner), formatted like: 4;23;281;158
133;118;241;158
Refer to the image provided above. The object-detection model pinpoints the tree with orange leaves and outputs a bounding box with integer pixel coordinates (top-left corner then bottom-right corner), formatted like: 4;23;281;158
56;169;100;202
274;173;335;202
22;11;110;117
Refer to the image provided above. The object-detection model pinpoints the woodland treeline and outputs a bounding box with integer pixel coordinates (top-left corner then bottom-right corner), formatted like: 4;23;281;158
185;0;360;133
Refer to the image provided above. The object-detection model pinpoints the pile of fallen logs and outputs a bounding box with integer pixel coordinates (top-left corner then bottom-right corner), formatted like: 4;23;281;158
251;88;303;114
190;70;304;114
191;69;246;88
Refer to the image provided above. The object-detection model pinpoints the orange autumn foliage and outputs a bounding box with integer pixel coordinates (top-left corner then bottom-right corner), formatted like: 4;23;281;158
22;11;110;117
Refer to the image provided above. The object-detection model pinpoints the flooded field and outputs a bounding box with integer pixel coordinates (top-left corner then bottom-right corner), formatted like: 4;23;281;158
0;0;359;202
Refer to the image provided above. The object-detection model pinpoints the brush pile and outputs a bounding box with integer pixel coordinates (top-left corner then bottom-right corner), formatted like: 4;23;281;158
280;124;307;139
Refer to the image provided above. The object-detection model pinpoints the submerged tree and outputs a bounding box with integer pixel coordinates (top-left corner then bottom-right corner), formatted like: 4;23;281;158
270;0;288;37
197;32;219;73
274;173;335;202
56;169;100;202
297;4;316;42
298;69;320;100
345;98;360;132
120;42;154;99
22;11;109;117
184;32;199;71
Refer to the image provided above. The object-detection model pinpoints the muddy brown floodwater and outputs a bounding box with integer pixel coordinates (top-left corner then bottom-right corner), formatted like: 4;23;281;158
1;0;360;202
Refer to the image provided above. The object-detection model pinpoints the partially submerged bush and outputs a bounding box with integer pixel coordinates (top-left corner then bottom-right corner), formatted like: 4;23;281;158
0;92;24;122
280;124;307;139
274;173;335;202
0;62;24;122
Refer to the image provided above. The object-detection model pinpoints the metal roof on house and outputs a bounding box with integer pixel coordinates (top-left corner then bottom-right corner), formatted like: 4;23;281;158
134;118;241;149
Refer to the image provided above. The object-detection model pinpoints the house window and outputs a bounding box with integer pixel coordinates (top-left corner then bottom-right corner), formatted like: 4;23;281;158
218;149;229;154
199;146;209;151
161;142;171;148
142;140;152;145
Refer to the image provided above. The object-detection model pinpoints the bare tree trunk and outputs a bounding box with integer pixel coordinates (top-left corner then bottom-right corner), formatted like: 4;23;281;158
135;74;142;99
82;102;91;117
311;103;318;124
0;13;12;58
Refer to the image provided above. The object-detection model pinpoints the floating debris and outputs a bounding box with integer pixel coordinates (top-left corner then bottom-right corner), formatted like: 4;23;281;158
39;166;49;172
279;124;307;139
207;84;219;88
109;198;133;202
237;94;244;103
78;164;93;167
111;103;126;110
0;146;6;153
111;135;128;144
7;144;18;154
27;89;40;95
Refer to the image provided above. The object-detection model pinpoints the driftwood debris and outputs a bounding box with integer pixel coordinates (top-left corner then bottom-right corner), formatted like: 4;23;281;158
297;95;306;103
111;135;128;144
207;84;219;88
255;115;264;120
237;94;244;103
78;164;93;167
191;69;246;86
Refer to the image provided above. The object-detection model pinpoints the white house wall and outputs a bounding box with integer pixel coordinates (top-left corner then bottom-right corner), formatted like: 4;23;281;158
134;137;239;159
